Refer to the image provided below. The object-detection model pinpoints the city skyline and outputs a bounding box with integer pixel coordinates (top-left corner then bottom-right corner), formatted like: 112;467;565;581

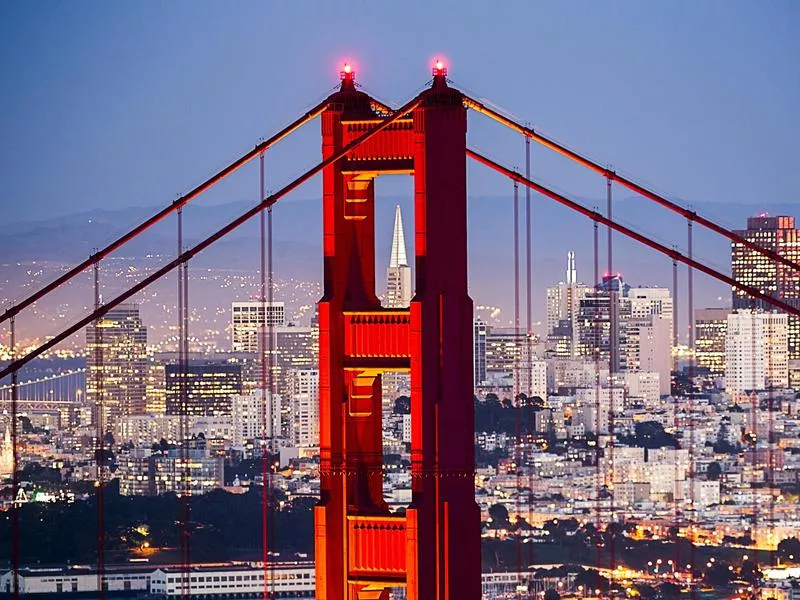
2;4;800;599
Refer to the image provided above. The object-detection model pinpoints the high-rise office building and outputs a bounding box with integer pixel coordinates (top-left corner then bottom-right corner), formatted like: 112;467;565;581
732;215;800;359
626;287;673;395
473;318;488;385
629;288;673;336
385;204;413;309
231;390;281;450
474;323;533;398
695;308;733;377
231;301;286;353
546;252;592;358
625;316;672;395
85;304;148;431
725;310;789;394
575;275;631;372
383;205;413;401
288;369;319;447
165;361;243;417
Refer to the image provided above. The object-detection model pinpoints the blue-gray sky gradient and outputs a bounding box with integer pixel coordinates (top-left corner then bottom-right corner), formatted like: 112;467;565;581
2;1;798;225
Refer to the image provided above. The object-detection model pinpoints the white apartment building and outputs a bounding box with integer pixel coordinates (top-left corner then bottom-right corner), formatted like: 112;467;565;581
725;310;789;394
231;301;286;353
288;369;319;448
625;315;672;396
623;371;661;404
231;390;282;450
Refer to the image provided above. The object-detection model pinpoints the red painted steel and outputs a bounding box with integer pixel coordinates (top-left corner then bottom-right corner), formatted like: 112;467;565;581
467;149;800;318
0;102;328;325
315;71;481;600
463;95;800;275
0;96;419;380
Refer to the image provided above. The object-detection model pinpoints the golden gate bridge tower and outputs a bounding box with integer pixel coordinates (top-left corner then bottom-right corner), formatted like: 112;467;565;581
4;55;799;600
315;64;480;599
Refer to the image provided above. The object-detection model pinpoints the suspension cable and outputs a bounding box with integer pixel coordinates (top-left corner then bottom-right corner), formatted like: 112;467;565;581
524;132;534;568
0;100;329;326
259;150;270;600
0;95;421;386
593;214;602;583
512;177;522;592
10;313;19;600
687;217;696;600
93;256;105;600
462;94;800;277
605;174;617;573
465;149;800;319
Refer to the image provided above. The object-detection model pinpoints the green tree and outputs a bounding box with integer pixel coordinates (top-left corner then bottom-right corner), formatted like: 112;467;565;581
393;396;410;415
707;461;722;481
543;589;560;600
488;503;510;528
777;537;800;561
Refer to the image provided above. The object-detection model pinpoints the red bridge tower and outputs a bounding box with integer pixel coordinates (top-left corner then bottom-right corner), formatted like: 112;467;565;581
314;65;481;599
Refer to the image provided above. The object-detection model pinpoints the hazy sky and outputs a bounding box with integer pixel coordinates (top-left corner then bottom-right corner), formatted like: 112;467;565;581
1;1;799;225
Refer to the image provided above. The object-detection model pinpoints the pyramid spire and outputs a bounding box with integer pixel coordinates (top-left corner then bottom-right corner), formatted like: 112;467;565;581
390;204;408;268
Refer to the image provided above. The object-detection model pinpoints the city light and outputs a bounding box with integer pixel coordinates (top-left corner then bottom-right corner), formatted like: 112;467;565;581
2;28;797;600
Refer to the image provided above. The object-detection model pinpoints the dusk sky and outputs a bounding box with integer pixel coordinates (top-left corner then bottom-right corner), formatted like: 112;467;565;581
2;2;799;227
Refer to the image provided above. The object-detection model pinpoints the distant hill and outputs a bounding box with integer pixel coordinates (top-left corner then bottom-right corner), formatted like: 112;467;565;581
2;196;796;327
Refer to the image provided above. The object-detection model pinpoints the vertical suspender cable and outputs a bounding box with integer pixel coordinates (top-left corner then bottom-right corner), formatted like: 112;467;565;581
768;351;776;566
93;257;105;600
687;219;696;598
259;151;270;599
512;177;522;592
513;179;521;400
749;299;759;580
182;231;191;595
10;313;19;600
606;175;616;572
672;254;679;358
671;252;681;573
593;216;602;580
177;206;190;600
266;155;275;590
525;136;534;541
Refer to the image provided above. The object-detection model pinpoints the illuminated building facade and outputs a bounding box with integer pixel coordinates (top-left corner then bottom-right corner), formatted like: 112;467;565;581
165;362;242;417
85;303;148;431
546;251;591;358
694;307;732;377
473;318;488;385
231;301;285;353
288;369;319;447
725;309;789;393
575;275;631;372
732;215;800;359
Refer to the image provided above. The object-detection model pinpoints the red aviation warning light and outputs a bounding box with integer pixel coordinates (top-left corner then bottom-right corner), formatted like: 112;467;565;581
340;63;355;82
432;58;447;77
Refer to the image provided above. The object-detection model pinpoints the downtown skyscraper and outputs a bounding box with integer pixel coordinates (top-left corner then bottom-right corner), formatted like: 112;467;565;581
546;251;592;359
383;205;412;400
385;204;412;308
85;303;148;431
732;215;800;359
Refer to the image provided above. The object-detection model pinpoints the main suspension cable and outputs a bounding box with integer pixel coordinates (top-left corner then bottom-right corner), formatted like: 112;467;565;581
0;100;329;326
0;95;421;382
462;95;800;275
466;149;800;319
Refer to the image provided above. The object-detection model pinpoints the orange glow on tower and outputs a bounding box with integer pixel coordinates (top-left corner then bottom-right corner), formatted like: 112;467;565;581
314;64;480;599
